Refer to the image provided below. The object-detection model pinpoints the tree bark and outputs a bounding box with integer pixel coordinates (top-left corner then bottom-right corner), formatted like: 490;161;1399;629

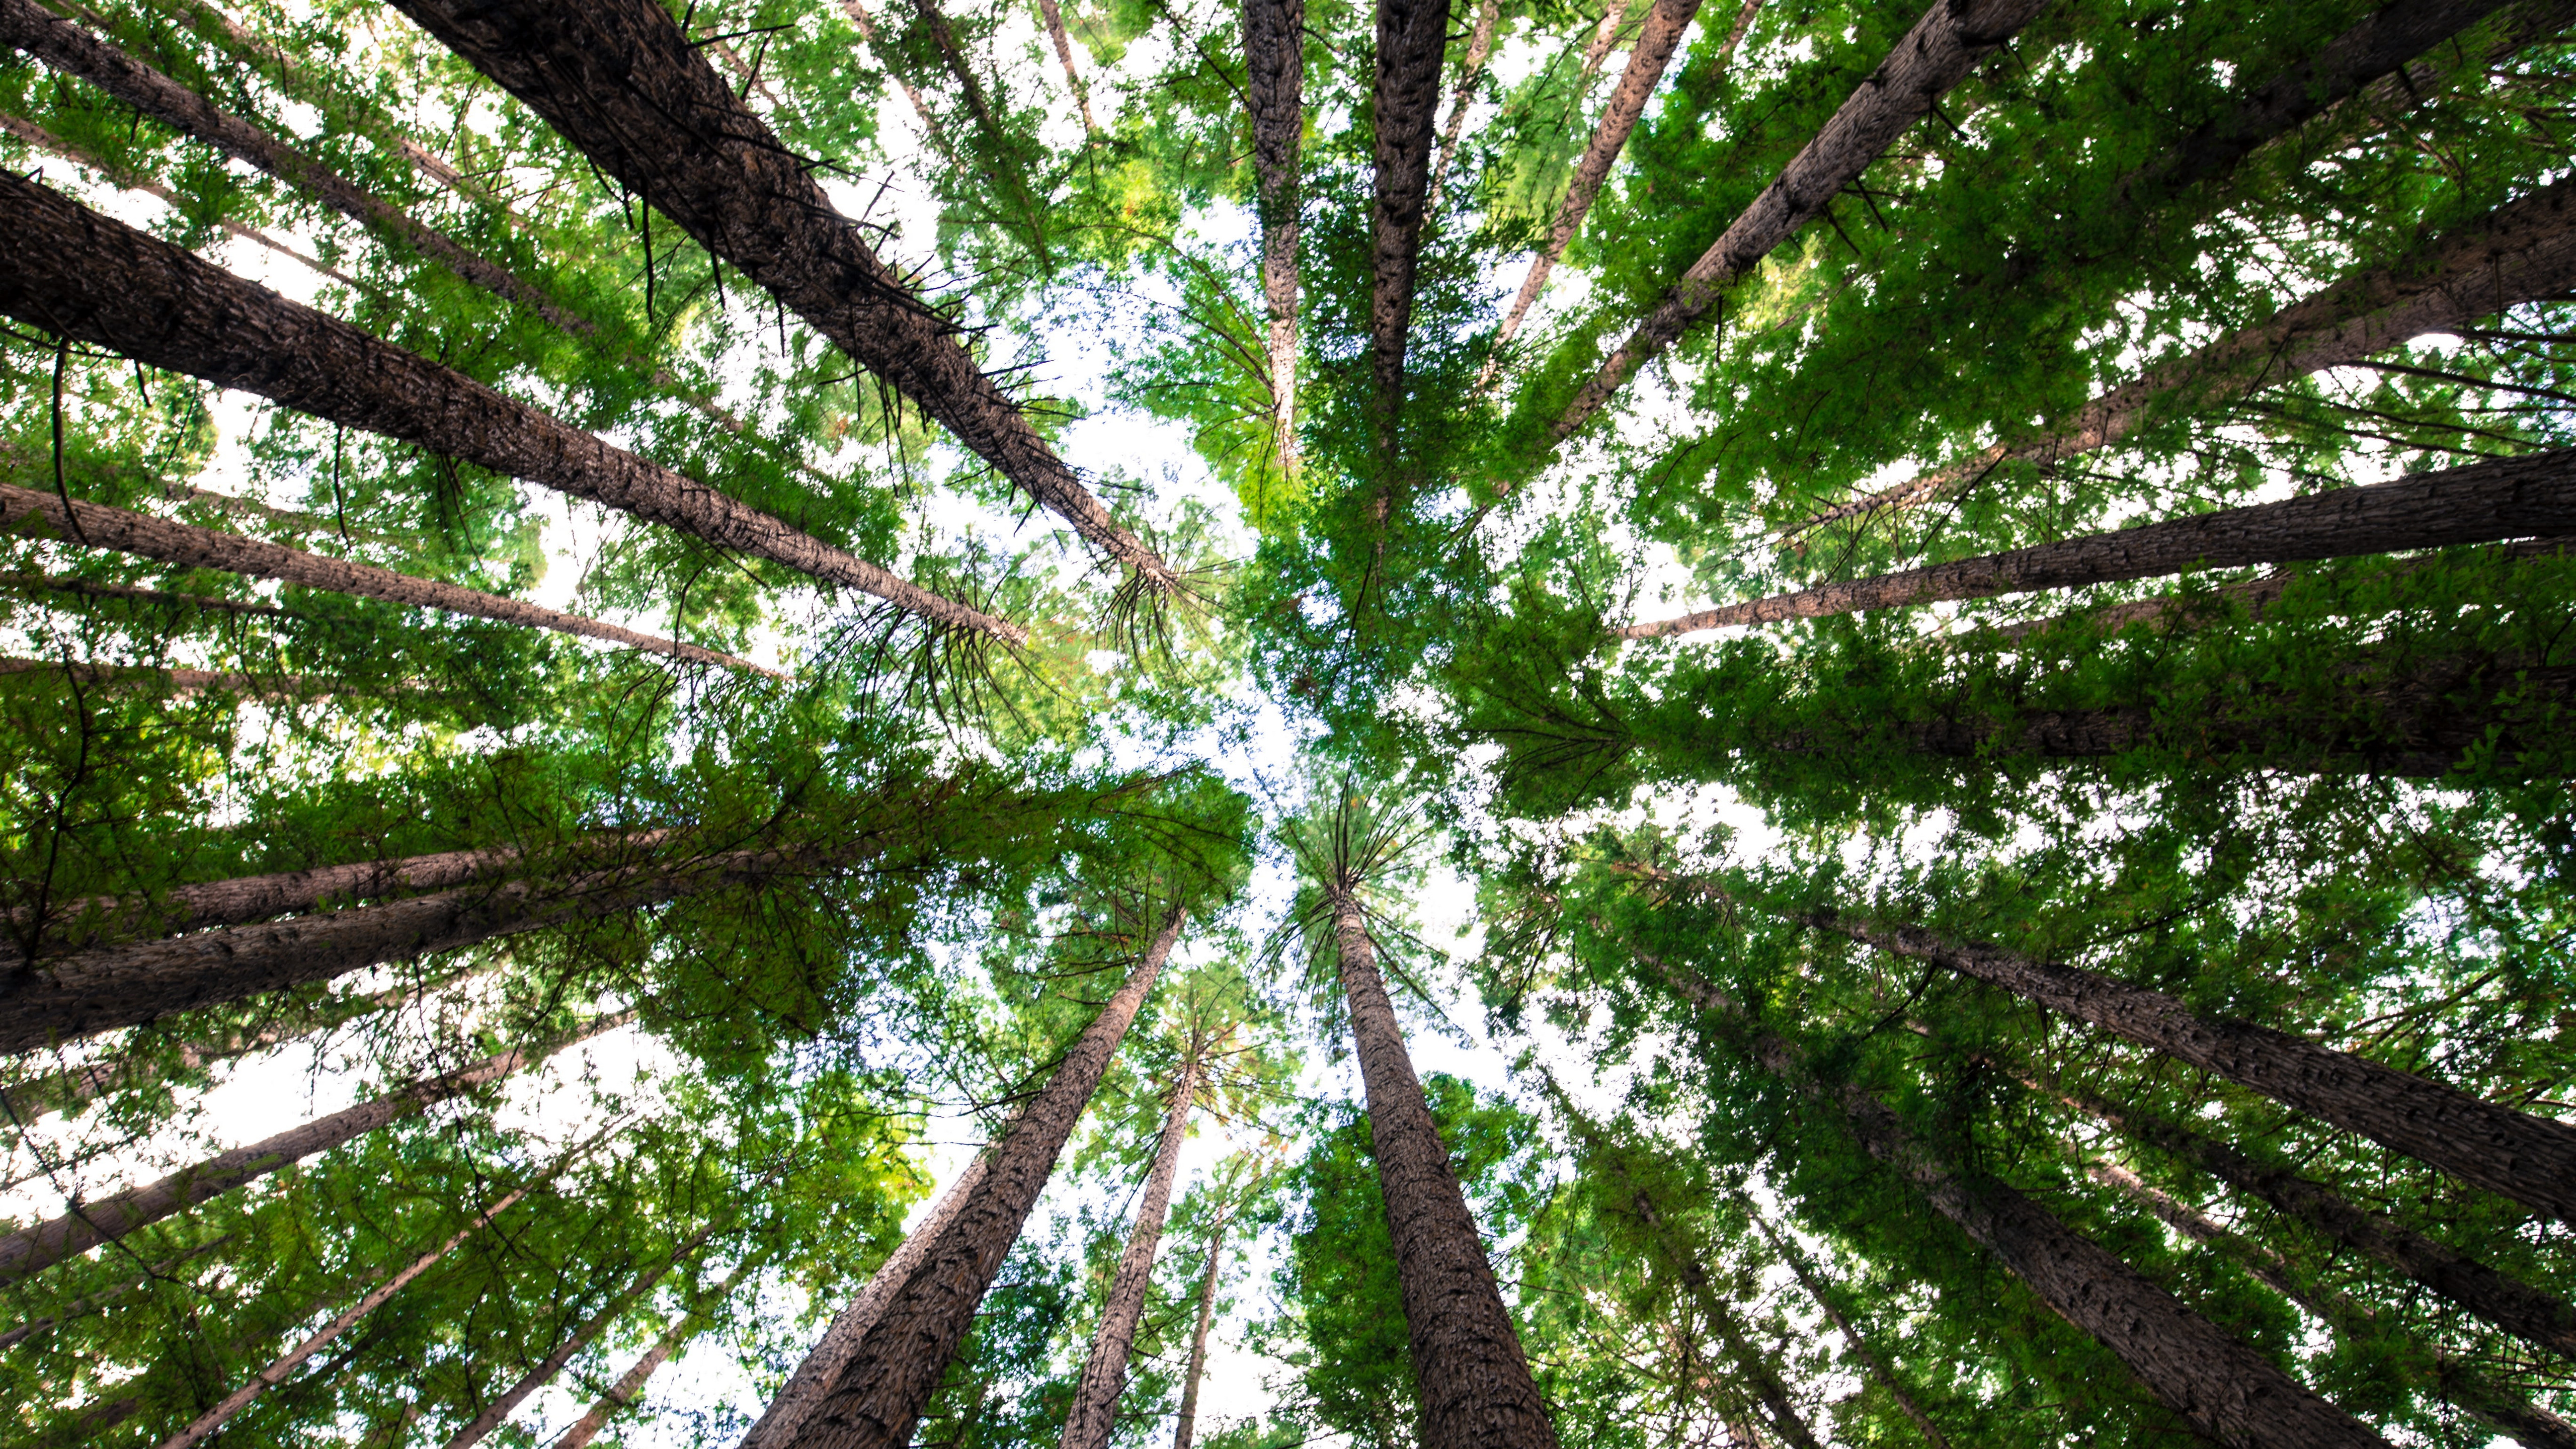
1740;1198;1953;1449
1244;0;1306;472
785;913;1184;1449
384;0;1177;593
1620;448;2576;637
1547;0;2047;444
1034;0;1099;133
1170;1200;1234;1449
0;480;782;675
0;171;1022;643
554;1256;761;1449
1422;0;1500;215
1806;910;2576;1223
0;1010;629;1285
0;655;333;698
1369;0;1454;433
0;569;293;619
1335;894;1560;1449
2086;1160;2576;1449
1059;1056;1201;1449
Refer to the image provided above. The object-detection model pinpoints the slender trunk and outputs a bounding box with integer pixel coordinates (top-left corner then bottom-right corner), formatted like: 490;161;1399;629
1740;1199;1952;1449
1794;175;2576;536
1368;0;1453;438
1059;1057;1201;1449
906;0;1057;265
554;1255;761;1449
0;481;781;675
440;1219;722;1449
0;656;332;698
388;0;1177;594
1;570;292;618
0;1010;629;1286
784;914;1184;1449
0;172;1020;642
1580;0;1639;76
1335;894;1559;1449
739;1152;997;1449
1620;447;2576;637
1806;910;2576;1223
1033;0;1098;132
2052;1082;2576;1359
840;0;960;156
1650;957;2389;1448
1170;1201;1234;1449
0;1236;229;1351
1422;0;1500;215
1244;0;1305;475
1485;0;1716;374
1630;1190;1822;1449
1547;0;2046;444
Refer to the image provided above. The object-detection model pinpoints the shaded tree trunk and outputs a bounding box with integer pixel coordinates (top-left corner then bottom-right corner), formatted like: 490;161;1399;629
1548;0;2047;444
1034;0;1098;132
0;481;781;674
1740;1198;1952;1449
0;655;333;698
554;1255;761;1449
1244;0;1306;473
1170;1199;1235;1449
1628;1187;1822;1449
1060;1056;1202;1449
0;172;1020;642
386;0;1176;593
838;0;957;155
1423;0;1500;214
1805;910;2576;1222
784;914;1184;1449
1369;0;1453;437
0;570;295;619
1334;894;1560;1449
0;1010;630;1285
1621;447;2576;637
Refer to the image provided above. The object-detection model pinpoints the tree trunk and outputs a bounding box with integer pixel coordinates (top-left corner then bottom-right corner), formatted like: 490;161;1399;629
0;172;1021;643
385;0;1177;594
784;913;1184;1449
2085;1159;2576;1449
2053;1082;2576;1359
553;1255;761;1449
838;0;956;155
1620;447;2576;637
1422;0;1500;215
1807;910;2576;1223
440;1219;722;1449
0;1236;228;1352
1548;0;2047;444
1034;0;1099;132
1335;894;1560;1449
1170;1200;1234;1449
0;655;333;698
1740;1197;1953;1449
0;481;781;675
739;1152;997;1449
1244;0;1306;473
1487;0;1711;368
1628;1188;1822;1449
1059;1056;1202;1449
1793;175;2576;535
1367;0;1453;435
0;1010;630;1285
1;569;294;619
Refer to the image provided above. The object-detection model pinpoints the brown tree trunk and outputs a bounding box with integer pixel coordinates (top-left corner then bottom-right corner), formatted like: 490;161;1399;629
1368;0;1453;438
1807;910;2576;1223
1059;1057;1202;1449
0;172;1021;643
0;655;333;698
1335;895;1560;1449
1033;0;1099;132
552;1255;761;1449
1244;0;1306;472
1422;0;1500;215
1547;0;2047;444
0;480;781;675
0;1010;630;1285
1;569;293;619
386;0;1177;593
784;913;1184;1449
1170;1200;1234;1449
1620;447;2576;637
1740;1197;1953;1449
838;0;956;155
1628;1188;1822;1449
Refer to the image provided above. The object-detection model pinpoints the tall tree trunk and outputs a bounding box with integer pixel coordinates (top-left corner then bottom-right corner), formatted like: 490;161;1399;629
0;1236;229;1352
385;0;1178;594
2050;1081;2576;1359
1367;0;1453;441
1;569;295;619
1059;1056;1202;1449
2086;1160;2576;1449
1739;1197;1952;1449
1334;893;1560;1449
1546;0;2047;445
1169;1199;1235;1449
0;481;781;675
0;655;333;698
784;913;1184;1449
1620;447;2576;637
0;1010;630;1285
1628;1187;1822;1449
553;1255;761;1449
0;172;1021;643
1033;0;1099;132
1244;0;1306;475
1792;175;2576;536
1649;956;2391;1448
1803;909;2576;1223
1422;0;1500;215
838;0;957;155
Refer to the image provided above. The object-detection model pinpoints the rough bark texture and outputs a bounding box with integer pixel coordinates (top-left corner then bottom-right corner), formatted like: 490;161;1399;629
0;481;779;674
1550;0;2047;442
0;1011;627;1286
1798;175;2576;534
1336;896;1561;1449
787;914;1184;1449
1622;448;2576;636
1816;912;2576;1222
1369;0;1454;427
386;0;1174;591
739;1153;996;1449
1424;0;1500;212
1059;1057;1200;1449
0;172;1019;641
1742;1200;1952;1449
1170;1203;1233;1449
555;1257;759;1449
1244;0;1306;468
2061;1086;2576;1358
